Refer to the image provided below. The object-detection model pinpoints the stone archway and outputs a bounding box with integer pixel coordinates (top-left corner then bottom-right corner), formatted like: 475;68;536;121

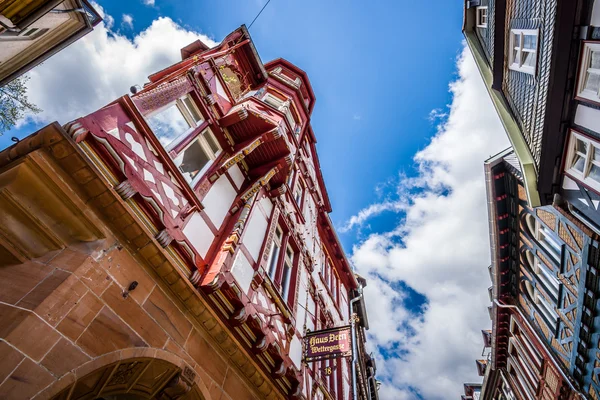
41;349;211;400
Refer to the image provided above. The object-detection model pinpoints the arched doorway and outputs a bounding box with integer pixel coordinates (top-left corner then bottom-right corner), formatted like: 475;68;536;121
46;350;209;400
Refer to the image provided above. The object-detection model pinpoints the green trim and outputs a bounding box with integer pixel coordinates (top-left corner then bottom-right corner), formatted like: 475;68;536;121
465;31;541;207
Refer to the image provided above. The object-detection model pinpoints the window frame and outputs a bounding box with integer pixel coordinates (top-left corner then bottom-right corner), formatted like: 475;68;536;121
171;127;222;187
508;29;539;75
576;42;600;104
565;130;600;193
262;92;300;135
476;6;488;28
145;93;205;151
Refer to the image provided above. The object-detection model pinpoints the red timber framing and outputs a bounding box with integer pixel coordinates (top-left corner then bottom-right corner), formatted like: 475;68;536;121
60;25;359;400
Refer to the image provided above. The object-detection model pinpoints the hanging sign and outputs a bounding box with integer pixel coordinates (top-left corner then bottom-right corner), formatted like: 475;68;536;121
303;325;352;362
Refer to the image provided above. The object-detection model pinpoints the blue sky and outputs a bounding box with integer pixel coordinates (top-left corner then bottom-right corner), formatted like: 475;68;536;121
1;1;511;398
1;0;463;247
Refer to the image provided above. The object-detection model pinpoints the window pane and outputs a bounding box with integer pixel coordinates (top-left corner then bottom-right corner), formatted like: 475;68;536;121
576;138;588;154
522;51;536;68
585;72;600;92
146;104;191;148
268;244;280;280
594;146;600;162
182;97;203;124
591;51;600;69
512;49;520;65
590;164;600;183
572;154;585;173
173;139;210;182
204;130;221;154
281;261;292;299
523;34;537;50
513;34;521;48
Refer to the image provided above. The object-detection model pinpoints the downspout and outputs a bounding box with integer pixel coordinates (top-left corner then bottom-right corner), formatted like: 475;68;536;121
493;300;584;398
367;376;378;400
349;286;363;400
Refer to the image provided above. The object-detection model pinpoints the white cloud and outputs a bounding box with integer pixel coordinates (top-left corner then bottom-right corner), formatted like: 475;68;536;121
122;14;134;29
346;45;509;399
143;0;156;6
23;4;217;125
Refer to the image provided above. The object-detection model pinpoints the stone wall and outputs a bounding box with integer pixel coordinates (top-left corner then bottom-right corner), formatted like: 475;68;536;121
0;241;266;400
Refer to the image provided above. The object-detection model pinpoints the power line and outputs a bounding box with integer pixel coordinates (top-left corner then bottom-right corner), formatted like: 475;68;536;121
248;0;272;30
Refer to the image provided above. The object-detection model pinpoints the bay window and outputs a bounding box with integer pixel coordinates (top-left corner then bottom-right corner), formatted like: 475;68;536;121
145;94;221;186
509;30;538;75
576;42;600;103
565;131;600;192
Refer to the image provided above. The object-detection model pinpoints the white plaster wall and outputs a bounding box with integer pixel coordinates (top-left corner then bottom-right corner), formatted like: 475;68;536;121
242;206;269;261
575;104;600;135
182;212;214;258
228;164;246;189
203;174;237;229
295;266;309;331
259;196;273;218
592;0;600;26
289;335;303;369
340;284;349;322
230;251;254;294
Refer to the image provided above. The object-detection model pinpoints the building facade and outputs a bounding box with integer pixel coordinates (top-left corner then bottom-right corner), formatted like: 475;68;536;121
0;0;101;86
463;0;600;397
463;149;600;399
0;26;376;400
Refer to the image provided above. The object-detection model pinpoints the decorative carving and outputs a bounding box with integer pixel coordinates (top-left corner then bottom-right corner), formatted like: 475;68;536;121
134;77;192;114
155;229;173;247
63;121;89;142
115;180;137;200
182;366;196;384
240;167;279;203
157;373;192;400
108;361;140;385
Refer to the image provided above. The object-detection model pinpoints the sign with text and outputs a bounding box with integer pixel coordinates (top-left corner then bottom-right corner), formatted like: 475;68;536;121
303;326;352;362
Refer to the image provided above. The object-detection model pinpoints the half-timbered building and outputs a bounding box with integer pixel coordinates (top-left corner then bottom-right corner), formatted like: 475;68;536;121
0;25;376;400
480;148;600;399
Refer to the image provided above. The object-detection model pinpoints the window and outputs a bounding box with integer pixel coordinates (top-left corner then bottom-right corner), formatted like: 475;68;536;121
576;43;600;103
524;214;561;263
0;27;49;41
536;292;558;325
262;93;299;134
295;180;304;208
566;131;600;191
509;30;538;75
476;7;488;28
146;94;204;149
172;128;221;184
264;222;297;304
267;226;283;281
